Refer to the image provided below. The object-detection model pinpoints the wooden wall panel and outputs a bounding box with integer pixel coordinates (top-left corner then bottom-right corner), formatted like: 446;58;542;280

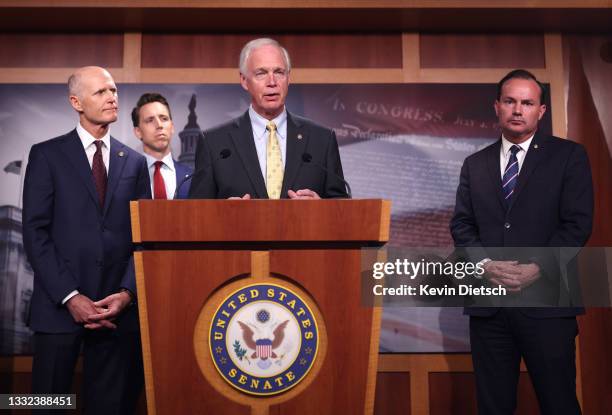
0;34;123;67
566;37;612;247
428;372;539;415
374;372;411;415
1;3;611;33
420;34;546;68
0;372;31;394
279;34;403;69
141;34;402;68
566;35;612;415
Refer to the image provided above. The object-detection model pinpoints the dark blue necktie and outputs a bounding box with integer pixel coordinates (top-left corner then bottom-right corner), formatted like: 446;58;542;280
502;145;521;208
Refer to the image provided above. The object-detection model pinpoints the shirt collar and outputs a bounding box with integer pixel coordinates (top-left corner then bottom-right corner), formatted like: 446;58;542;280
76;122;111;150
144;152;175;172
248;105;287;140
501;133;535;156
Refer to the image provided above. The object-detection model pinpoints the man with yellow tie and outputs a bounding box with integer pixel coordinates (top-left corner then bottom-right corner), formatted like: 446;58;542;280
188;38;349;200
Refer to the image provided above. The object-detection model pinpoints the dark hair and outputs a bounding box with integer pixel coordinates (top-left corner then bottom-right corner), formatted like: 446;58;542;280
131;93;172;127
497;69;548;104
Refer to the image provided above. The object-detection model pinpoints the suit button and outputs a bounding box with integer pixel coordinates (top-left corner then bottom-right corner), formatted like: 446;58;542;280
96;260;104;267
504;222;511;229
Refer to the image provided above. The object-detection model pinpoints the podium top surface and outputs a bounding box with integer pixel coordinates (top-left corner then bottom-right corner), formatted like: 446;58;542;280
130;199;390;244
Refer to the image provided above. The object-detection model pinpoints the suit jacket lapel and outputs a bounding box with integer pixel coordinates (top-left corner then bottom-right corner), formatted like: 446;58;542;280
281;112;308;198
486;139;506;210
508;131;546;212
174;160;191;199
174;160;188;187
59;129;100;210
230;111;268;198
103;137;128;216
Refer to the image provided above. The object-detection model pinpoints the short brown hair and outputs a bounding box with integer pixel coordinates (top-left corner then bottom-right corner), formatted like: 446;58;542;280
131;93;172;127
497;69;548;104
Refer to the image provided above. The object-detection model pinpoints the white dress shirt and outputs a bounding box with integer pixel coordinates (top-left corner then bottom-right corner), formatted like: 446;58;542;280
77;122;110;173
144;153;177;199
249;106;288;185
499;133;534;179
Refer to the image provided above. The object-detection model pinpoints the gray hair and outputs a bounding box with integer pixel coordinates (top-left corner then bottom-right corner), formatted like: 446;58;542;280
239;38;291;75
67;66;112;99
67;72;82;98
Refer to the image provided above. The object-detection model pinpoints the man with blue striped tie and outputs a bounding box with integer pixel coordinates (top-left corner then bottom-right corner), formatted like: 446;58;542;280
450;69;593;415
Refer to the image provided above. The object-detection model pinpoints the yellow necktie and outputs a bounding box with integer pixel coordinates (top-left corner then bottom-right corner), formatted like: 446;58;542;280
266;121;283;199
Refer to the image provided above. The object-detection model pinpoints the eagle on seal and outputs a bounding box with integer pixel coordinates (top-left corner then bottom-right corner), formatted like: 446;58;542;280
238;320;289;360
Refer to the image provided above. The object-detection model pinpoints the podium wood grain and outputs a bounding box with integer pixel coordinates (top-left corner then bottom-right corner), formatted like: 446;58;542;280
131;200;390;415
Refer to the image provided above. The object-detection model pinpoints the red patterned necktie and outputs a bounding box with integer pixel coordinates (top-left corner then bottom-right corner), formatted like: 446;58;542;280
153;161;167;200
92;140;107;207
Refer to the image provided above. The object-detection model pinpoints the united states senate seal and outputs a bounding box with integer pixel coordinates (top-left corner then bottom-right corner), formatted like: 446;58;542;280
209;283;319;396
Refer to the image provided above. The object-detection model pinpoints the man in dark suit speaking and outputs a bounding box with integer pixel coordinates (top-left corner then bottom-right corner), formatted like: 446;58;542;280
450;69;593;414
23;66;150;414
189;37;348;200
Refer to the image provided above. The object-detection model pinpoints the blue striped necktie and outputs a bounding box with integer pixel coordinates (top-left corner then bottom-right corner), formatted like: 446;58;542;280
502;145;521;208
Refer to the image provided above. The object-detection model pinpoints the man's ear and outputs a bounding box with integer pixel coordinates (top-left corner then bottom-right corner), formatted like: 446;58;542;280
133;127;143;140
239;72;249;92
69;95;83;112
538;104;547;121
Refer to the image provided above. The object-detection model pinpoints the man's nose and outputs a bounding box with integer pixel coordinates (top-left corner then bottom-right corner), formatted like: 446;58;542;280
266;72;277;86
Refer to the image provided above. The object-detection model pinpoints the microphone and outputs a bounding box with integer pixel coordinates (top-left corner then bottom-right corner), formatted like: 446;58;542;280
301;152;352;198
173;148;232;199
219;148;232;159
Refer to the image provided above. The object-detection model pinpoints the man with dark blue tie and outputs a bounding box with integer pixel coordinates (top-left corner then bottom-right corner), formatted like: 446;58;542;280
23;66;150;414
451;69;593;415
132;92;193;199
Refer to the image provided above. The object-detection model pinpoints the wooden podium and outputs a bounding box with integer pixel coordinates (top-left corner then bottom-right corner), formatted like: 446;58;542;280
130;199;390;415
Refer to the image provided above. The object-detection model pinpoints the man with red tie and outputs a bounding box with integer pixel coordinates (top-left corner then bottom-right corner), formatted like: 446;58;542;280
132;93;193;199
22;66;150;414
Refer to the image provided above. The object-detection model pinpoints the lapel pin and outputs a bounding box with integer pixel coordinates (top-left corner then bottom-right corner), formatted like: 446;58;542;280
297;134;303;140
118;151;125;157
533;144;539;149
